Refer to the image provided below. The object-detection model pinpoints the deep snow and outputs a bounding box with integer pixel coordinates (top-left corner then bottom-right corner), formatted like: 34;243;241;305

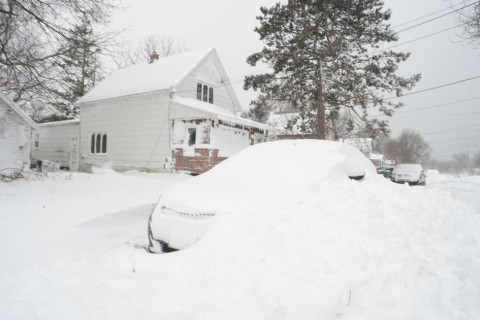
1;170;480;319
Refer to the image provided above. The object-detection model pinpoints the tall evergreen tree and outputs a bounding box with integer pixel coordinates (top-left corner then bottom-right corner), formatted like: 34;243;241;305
50;13;100;120
244;0;421;139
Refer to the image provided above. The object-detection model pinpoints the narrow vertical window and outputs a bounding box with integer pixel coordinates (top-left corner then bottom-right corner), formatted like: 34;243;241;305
96;133;101;153
202;85;208;102
102;134;107;153
0;118;5;139
197;83;202;100
91;134;95;153
188;128;196;146
34;134;40;148
208;87;214;104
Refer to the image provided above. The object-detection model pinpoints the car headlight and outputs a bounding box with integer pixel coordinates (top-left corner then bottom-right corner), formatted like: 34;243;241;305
161;206;216;220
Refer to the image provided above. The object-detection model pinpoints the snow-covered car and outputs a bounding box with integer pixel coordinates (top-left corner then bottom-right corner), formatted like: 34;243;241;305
392;164;426;186
376;166;395;179
147;140;376;253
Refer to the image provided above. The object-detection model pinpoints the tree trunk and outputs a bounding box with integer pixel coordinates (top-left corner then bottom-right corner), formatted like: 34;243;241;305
316;77;326;140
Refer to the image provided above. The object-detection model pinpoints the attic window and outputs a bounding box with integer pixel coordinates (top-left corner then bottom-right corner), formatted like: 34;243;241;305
197;83;202;100
196;82;214;104
209;87;214;104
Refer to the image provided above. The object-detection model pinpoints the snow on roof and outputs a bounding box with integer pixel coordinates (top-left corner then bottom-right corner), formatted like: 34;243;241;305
0;92;38;129
266;110;331;135
340;138;373;154
78;49;214;104
172;96;271;131
266;112;299;134
39;119;80;127
369;153;385;160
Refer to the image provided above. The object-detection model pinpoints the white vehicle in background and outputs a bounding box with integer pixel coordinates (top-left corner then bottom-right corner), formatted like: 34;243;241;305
147;140;376;253
392;164;426;186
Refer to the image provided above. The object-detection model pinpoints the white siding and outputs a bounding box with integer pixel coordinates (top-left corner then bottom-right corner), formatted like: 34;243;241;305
79;91;172;171
32;121;80;168
176;54;238;113
0;99;34;172
170;102;213;119
211;125;250;157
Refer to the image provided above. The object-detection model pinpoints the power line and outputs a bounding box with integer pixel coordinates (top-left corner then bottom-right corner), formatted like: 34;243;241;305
392;1;475;28
434;145;480;155
393;110;480;120
377;24;463;52
371;96;480;117
395;1;478;34
395;96;480;113
422;123;480;135
429;134;480;144
382;75;480;101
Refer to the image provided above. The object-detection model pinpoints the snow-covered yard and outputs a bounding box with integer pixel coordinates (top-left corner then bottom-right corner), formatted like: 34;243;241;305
1;170;480;319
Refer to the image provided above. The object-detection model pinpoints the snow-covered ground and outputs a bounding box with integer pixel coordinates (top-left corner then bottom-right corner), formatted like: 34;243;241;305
1;170;480;319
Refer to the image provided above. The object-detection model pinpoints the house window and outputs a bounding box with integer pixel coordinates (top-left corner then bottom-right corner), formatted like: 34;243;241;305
188;128;196;146
34;134;39;148
91;133;107;154
0;118;5;139
96;134;101;153
91;134;95;153
102;134;107;153
209;87;214;104
197;83;202;100
196;82;214;104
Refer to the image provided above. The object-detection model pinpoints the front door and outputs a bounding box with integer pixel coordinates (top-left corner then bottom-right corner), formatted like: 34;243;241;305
69;137;79;171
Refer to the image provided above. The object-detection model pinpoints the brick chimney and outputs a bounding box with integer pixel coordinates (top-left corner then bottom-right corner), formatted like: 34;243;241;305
149;51;159;64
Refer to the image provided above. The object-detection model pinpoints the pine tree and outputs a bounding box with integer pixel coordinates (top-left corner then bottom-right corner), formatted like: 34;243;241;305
53;13;100;119
244;0;421;139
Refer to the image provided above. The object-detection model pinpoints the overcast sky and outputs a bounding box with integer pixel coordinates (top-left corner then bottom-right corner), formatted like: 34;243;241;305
111;0;480;161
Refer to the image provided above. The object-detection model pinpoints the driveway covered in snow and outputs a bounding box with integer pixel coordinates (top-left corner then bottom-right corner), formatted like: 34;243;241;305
1;171;479;319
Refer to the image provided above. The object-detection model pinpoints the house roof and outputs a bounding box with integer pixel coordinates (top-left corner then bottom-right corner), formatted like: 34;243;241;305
369;153;386;161
266;112;300;135
172;96;271;131
39;119;80;127
266;111;331;135
0;92;38;129
78;49;214;104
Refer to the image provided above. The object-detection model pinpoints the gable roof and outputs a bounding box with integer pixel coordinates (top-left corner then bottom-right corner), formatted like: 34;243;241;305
0;92;38;129
78;49;214;104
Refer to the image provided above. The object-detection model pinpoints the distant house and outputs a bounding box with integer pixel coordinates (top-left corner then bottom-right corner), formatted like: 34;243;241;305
340;138;373;157
37;49;270;174
266;110;335;141
368;153;386;167
0;93;38;175
340;138;393;167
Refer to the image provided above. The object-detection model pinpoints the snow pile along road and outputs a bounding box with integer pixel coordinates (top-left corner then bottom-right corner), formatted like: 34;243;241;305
0;169;480;319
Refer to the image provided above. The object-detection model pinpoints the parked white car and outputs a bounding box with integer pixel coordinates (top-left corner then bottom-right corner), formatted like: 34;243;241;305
392;164;426;186
147;139;376;253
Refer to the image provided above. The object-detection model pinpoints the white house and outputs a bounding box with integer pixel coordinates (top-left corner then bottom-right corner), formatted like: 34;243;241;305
38;48;270;174
32;119;80;170
0;92;39;175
